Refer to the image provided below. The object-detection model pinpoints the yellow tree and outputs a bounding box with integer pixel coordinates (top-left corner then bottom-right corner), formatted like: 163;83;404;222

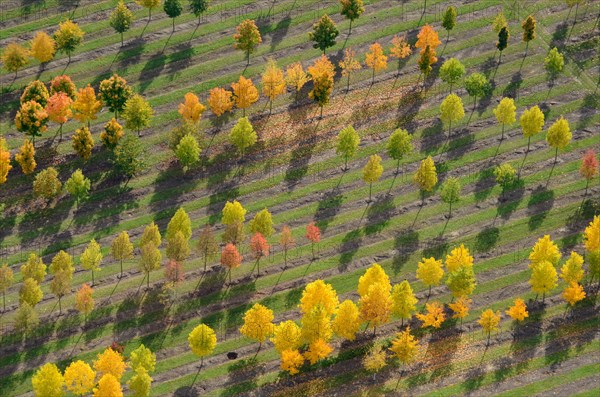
389;326;419;373
493;97;516;140
136;0;161;20
280;349;304;375
563;282;586;306
0;263;14;311
80;239;102;285
445;244;473;273
233;19;262;64
231;76;259;116
529;260;558;301
262;59;286;113
46;92;73;140
358;263;390;297
332;299;360;340
20;277;43;307
478;309;501;344
301;304;333;345
188;323;217;366
94;347;127;380
101;118;124;149
271;320;302;353
20;253;46;283
416;257;444;296
363;344;387;380
73;85;102;128
391;280;418;326
413;156;438;195
31;363;64;397
363;154;383;202
339;48;361;91
15;100;49;145
365;42;387;83
129;344;156;373
2;43;29;77
389;34;412;74
304;338;333;365
30;31;56;64
285;62;309;101
178;92;206;124
72;126;94;161
207;87;234;117
440;93;464;136
505;298;529;322
415;24;441;64
240;303;274;353
560;251;584;284
64;360;96;396
15;139;37;175
546;116;572;163
111;231;133;278
520;105;545;152
307;55;335;118
446;265;476;298
359;282;392;335
448;297;472;325
416;301;446;329
53;20;85;62
128;368;152;397
0;138;12;185
93;374;122;397
249;208;274;237
75;284;94;322
529;235;561;267
300;279;339;316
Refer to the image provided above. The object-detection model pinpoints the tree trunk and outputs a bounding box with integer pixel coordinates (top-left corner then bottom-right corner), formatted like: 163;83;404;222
349;19;353;34
91;269;95;286
203;255;208;272
229;269;232;284
320;105;323;119
554;148;559;163
247;49;250;65
120;259;123;278
147;272;150;288
501;123;505;140
369;183;373;202
121;32;124;46
173;18;175;32
527;136;531;152
344;156;348;171
149;8;152;21
428;285;432;297
371;67;375;84
448;119;452;137
59;297;62;314
311;242;315;259
396;159;401;175
2;291;5;311
449;201;452;217
59;124;63;140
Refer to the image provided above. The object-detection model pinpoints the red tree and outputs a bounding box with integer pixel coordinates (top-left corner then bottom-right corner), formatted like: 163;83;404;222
221;243;242;283
580;149;598;195
250;232;269;277
306;222;321;260
164;260;184;284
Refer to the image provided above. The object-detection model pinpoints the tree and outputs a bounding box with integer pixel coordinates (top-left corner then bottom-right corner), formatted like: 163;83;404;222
175;134;201;172
113;133;146;183
93;374;122;397
494;163;517;189
20;277;43;307
222;200;246;225
363;344;387;379
363;154;383;202
50;270;71;314
440;93;464;136
101;118;124;149
249;232;269;276
164;0;183;31
65;169;90;206
585;216;600;282
560;251;584;284
15;101;49;144
189;0;209;23
75;284;94;322
308;55;335;117
497;26;510;63
123;94;153;137
529;260;558;301
80;239;102;285
337;125;360;170
416;257;444;296
566;0;584;22
563;282;586;306
580;150;598;194
418;45;434;78
387;128;413;175
280;349;304;375
339;48;361;91
50;250;75;278
520;105;545;152
2;43;29;77
247;208;273;238
72;127;94;161
0;138;11;186
50;75;77;100
445;244;473;273
15;301;40;333
139;243;161;288
30;31;56;64
139;221;161;249
389;34;412;74
94;348;127;380
196;225;218;272
285;62;309;101
164;259;184;285
136;0;161;20
300;279;339;316
166;231;190;262
21;80;50;107
545;47;564;79
521;15;536;55
306;222;321;259
279;225;295;268
32;363;64;397
358;263;391;297
112;231;133;278
15;139;37;175
188;323;217;363
340;0;364;33
332;299;360;340
416;301;446;328
46;92;73;140
221;243;242;283
33;167;62;200
415;24;441;59
309;14;339;53
439;58;465;92
262;59;286;113
359;282;392;334
234;19;262;64
207;87;234;117
99;74;133;118
506;298;529;322
440;177;461;217
300;305;332;344
130;344;156;373
389;326;419;370
413;156;438;194
240;303;274;353
73;85;102;128
448;297;471;324
464;73;490;109
478;309;501;343
365;42;387;83
231;76;259;117
446;265;476;298
441;6;457;40
492;10;507;33
493;97;516;140
546;116;572;162
128;368;152;397
110;1;134;46
229;117;257;158
391;280;418;326
21;253;46;284
178;92;206;124
271;320;302;352
304;338;333;364
529;235;562;267
54;20;85;62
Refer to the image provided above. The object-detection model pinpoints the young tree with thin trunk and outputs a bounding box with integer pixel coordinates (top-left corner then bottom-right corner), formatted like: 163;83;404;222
358;263;391;297
21;253;46;284
416;257;444;297
250;232;269;277
240;303;274;354
50;270;71;314
440;93;465;136
2;43;29;77
113;133;146;184
416;301;446;328
389;326;419;376
229;117;257;158
188;323;217;368
363;344;387;380
529;260;558;301
75;284;95;323
65;169;91;207
545;47;564;81
520;105;545;152
563;281;586;306
339;48;361;91
413;156;438;196
233;19;262;64
309;14;339;54
506;298;529;322
189;0;209;24
15;101;49;145
306;222;321;260
387;128;413;175
439;58;465;92
31;363;64;397
249;208;274;238
359;282;392;335
99;74;133;119
339;0;364;34
140;221;162;249
389;34;412;76
110;1;134;46
166;230;190;262
71;127;94;161
336;125;360;171
139;243;161;288
15;139;37;175
440;177;461;217
478;309;501;344
560;251;585;285
494;163;517;190
73;85;102;128
221;243;242;283
391;280;418;326
261;59;286;114
497;26;509;64
332;300;360;340
279;226;295;268
54;20;85;62
492;10;507;33
164;0;183;31
197;225;218;272
363;154;383;202
418;45;434;78
441;6;457;41
231;76;259;117
580;150;598;195
30;31;56;64
529;235;562;267
285;62;309;101
521;15;536;57
449;297;471;325
137;0;161;22
46;92;72;140
308;55;335;118
207;87;234;117
112;231;133;278
19;278;43;307
175;134;201;172
123;94;154;137
81;239;102;285
365;42;388;84
64;360;96;396
128;368;152;397
493;97;516;140
464;72;490;110
546;116;572;163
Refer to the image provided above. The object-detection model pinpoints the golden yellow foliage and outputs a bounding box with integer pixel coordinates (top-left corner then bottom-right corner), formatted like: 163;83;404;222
231;76;259;113
359;282;392;330
30;31;56;63
280;349;304;375
72;85;102;126
478;309;501;336
64;360;96;396
448;297;472;320
271;320;302;353
363;344;387;373
299;279;339;316
529;235;561;267
389;326;419;365
584;216;600;252
390;34;412;59
93;348;127;380
207;87;234;117
358;263;390;297
178;92;206;123
416;257;444;290
332;299;361;340
505;298;529;321
416;301;446;328
365;42;388;78
563;282;586;306
560;251;585;284
239;303;274;343
445;244;474;272
304;339;333;365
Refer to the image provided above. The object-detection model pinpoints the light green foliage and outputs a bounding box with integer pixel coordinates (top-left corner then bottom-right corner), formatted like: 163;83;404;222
113;133;146;181
464;73;491;103
21;253;46;284
439;58;465;90
249;208;274;237
440;177;461;215
442;6;457;33
494;163;517;188
122;94;154;136
65;169;91;205
229;117;257;156
33;167;62;200
336;125;360;168
167;207;192;241
129;344;156;373
545;47;564;77
175;134;201;172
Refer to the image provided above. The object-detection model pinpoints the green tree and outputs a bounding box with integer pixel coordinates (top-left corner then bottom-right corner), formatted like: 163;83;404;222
233;19;262;64
137;0;161;21
439;58;465;92
440;93;465;136
128;367;152;397
110;1;134;46
446;265;476;298
336;125;360;170
140;222;162;248
249;208;274;238
166;231;191;262
441;6;457;40
33;167;62;201
99;74;133;118
113;133;146;184
309;14;339;53
494;163;516;189
464;73;490;109
65;169;91;208
189;0;209;23
53;20;85;62
387;128;413;175
229;117;257;158
175;134;201;173
167;207;192;241
112;231;133;278
440;177;461;217
123;94;153;137
546;116;572;163
164;0;182;31
418;45;433;78
497;26;510;63
0;264;14;311
81;239;102;285
363;154;383;202
2;43;29;77
339;0;364;34
545;47;564;79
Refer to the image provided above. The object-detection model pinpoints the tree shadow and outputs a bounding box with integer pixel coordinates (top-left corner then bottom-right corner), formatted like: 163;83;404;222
269;15;291;52
338;229;362;271
139;53;166;94
173;386;199;397
392;228;419;275
551;22;569;49
473;167;495;202
419;119;444;155
576;93;599;131
527;185;555;231
396;86;425;132
422;235;448;259
166;42;194;81
284;138;316;190
364;194;395;235
479;55;497;79
313;187;343;233
474;226;500;253
496;179;525;220
502;72;523;99
117;38;145;68
112;292;142;343
222;357;261;396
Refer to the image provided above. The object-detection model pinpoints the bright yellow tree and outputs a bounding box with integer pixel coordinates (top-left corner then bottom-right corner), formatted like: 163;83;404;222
2;43;29;77
188;323;217;364
93;374;122;397
413;156;438;194
365;42;387;83
445;244;474;272
239;303;274;352
363;154;384;202
261;59;286;113
332;299;360;340
563;282;586;306
358;263;390;297
440;93;464;136
546;116;572;162
299;279;339;316
301;304;333;344
307;55;335;117
73;85;102;128
493;97;516;139
529;260;558;301
94;347;127;380
285;62;309;100
207;87;234;117
30;31;56;63
363;344;387;378
448;297;472;324
280;349;304;375
520;105;545;152
416;257;444;296
391;280;418;326
560;251;584;284
529;235;561;267
359;282;392;334
231;76;259;116
178;92;206;123
271;320;302;353
31;363;64;397
129;344;156;373
304;338;333;365
389;326;419;368
15;139;36;175
64;360;96;396
416;301;446;328
0;138;12;185
505;298;529;322
478;309;501;343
